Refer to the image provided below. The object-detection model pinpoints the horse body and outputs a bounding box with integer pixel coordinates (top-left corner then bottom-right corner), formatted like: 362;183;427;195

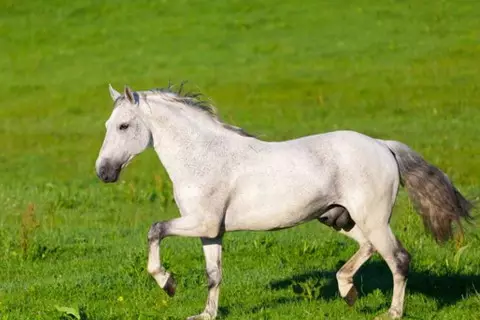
96;84;472;320
221;131;397;232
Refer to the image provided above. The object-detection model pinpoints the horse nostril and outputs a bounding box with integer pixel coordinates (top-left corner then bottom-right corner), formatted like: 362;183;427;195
98;166;108;180
97;161;120;183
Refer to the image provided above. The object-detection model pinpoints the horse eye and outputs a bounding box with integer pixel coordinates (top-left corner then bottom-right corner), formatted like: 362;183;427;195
119;123;130;131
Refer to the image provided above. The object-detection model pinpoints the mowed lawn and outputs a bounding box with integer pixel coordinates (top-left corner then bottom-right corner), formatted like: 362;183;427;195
1;0;480;319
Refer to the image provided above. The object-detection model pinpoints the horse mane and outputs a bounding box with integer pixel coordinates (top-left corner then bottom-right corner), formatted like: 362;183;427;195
145;82;255;138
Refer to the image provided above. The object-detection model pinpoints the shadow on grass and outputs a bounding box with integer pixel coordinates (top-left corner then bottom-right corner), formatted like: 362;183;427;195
268;260;480;309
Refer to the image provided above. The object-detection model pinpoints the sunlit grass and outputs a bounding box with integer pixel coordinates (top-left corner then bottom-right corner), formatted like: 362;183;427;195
0;0;479;319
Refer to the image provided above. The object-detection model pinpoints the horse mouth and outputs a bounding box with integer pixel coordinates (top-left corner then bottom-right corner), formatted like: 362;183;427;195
121;155;134;169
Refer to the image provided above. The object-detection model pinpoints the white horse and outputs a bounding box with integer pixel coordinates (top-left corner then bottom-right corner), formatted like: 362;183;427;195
95;84;472;320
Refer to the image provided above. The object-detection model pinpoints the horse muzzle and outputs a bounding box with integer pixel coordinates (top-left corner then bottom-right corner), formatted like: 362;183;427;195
96;159;122;183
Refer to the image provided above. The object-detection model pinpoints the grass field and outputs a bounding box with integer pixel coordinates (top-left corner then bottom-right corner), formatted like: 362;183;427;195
1;0;480;319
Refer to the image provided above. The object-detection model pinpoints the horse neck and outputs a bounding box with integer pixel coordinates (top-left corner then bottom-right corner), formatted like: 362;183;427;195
140;99;245;185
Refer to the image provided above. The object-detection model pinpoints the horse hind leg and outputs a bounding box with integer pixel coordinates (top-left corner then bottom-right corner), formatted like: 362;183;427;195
367;224;410;319
335;225;375;306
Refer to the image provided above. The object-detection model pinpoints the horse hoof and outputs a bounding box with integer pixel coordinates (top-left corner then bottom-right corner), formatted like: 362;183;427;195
163;273;176;297
186;313;214;320
373;313;391;320
344;286;358;306
388;308;402;319
374;309;402;320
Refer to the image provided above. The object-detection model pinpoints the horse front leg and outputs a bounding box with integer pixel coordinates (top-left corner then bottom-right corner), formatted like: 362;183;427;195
187;237;223;320
146;215;222;300
147;222;176;296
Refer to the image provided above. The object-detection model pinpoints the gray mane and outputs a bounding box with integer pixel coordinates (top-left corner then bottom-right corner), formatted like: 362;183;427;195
146;82;255;138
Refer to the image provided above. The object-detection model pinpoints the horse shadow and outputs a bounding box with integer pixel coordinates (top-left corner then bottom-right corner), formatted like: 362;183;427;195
266;260;480;312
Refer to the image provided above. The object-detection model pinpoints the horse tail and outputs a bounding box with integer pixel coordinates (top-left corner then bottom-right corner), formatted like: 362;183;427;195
381;139;474;243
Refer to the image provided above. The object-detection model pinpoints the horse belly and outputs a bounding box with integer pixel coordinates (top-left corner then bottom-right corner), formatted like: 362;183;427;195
224;174;331;231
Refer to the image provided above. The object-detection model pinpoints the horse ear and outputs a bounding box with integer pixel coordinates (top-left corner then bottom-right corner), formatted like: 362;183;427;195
109;84;121;101
124;85;137;104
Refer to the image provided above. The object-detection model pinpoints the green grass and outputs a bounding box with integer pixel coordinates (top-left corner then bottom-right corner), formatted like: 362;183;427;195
1;0;480;319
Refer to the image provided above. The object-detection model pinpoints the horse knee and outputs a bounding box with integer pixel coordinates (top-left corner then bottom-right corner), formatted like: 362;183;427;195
335;270;342;282
148;221;167;242
336;269;350;283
